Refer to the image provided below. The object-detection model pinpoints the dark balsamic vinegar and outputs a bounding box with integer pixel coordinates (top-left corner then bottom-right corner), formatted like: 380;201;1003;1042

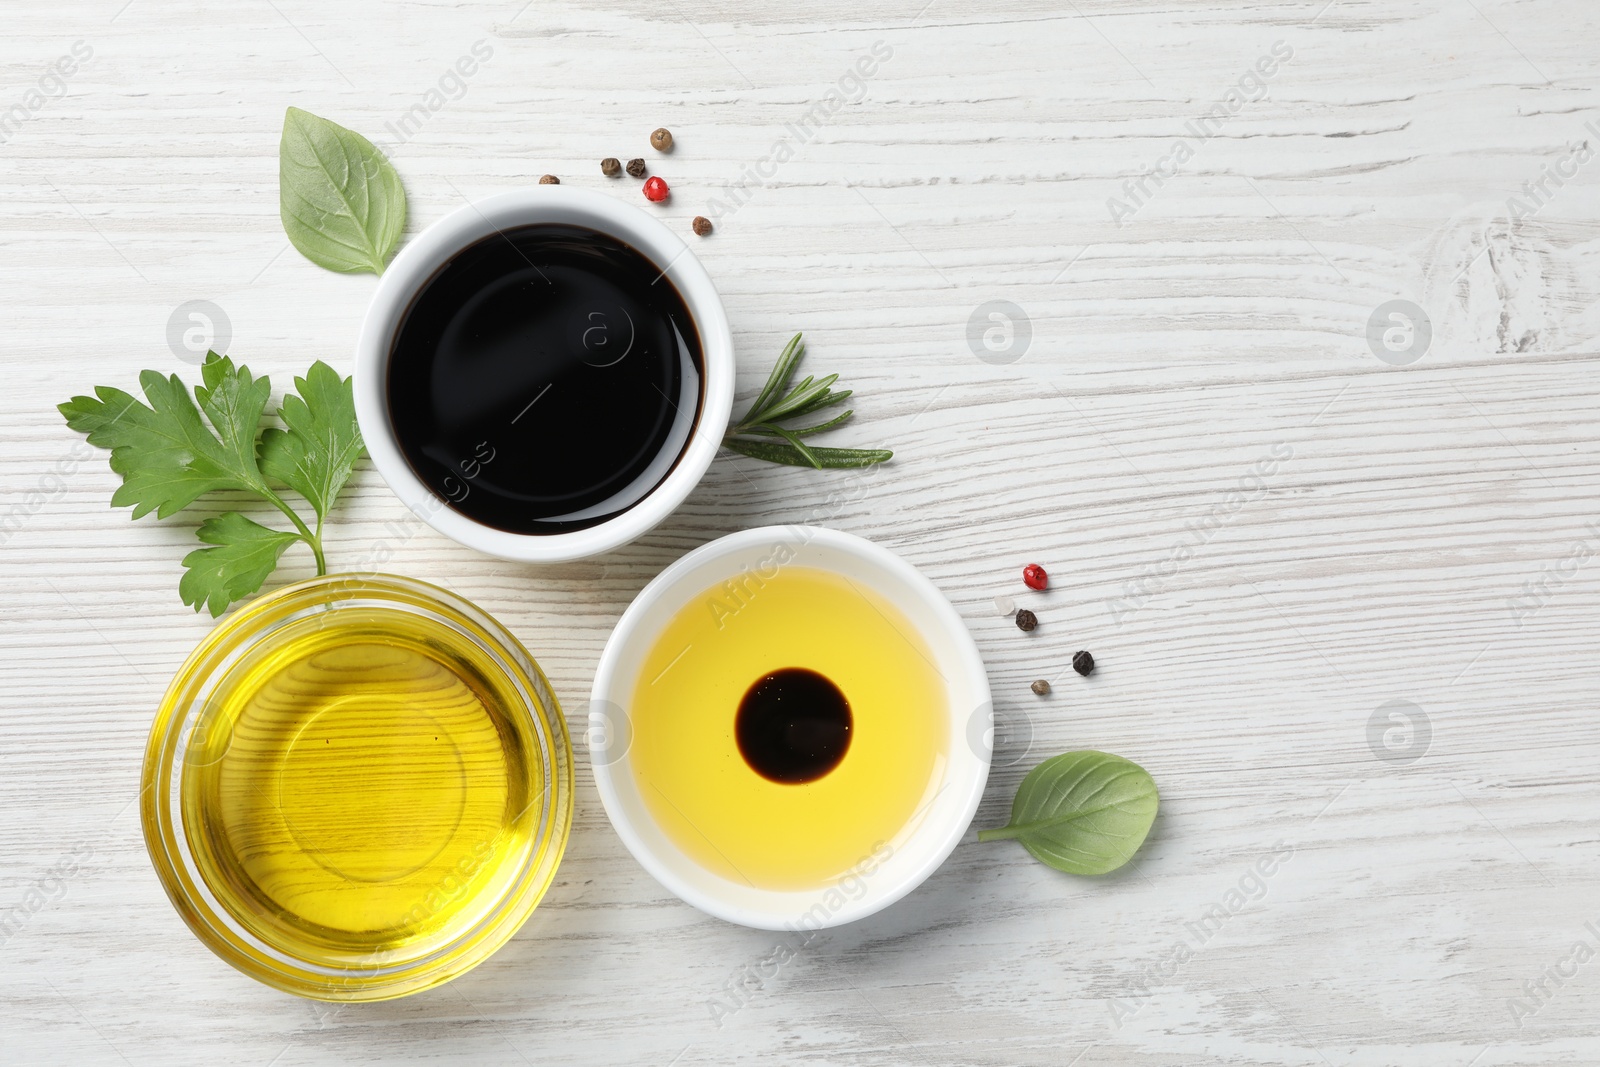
386;224;704;534
735;668;853;784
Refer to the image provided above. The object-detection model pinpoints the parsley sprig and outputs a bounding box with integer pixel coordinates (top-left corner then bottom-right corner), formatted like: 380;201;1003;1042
59;354;363;616
722;333;892;470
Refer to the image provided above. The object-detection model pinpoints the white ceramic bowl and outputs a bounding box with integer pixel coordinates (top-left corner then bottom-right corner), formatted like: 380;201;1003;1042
588;526;992;930
353;187;734;563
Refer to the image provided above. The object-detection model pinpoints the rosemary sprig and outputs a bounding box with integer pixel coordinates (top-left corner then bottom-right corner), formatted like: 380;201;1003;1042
723;334;893;470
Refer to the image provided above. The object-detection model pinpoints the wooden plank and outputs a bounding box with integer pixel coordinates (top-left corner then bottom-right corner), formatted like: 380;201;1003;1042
3;1;1599;1063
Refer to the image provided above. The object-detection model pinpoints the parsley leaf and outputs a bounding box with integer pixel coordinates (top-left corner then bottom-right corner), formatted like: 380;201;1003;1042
179;514;302;618
193;354;274;491
259;361;362;522
59;366;265;519
60;352;365;616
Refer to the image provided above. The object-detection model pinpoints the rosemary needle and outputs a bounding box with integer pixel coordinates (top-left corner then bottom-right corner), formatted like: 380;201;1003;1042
722;333;893;470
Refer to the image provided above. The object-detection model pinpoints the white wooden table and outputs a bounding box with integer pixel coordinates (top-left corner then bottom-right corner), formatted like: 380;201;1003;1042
4;1;1600;1063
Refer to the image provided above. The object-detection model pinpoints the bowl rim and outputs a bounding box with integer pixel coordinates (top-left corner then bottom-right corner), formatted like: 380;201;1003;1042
588;526;992;930
352;186;735;563
139;572;574;1001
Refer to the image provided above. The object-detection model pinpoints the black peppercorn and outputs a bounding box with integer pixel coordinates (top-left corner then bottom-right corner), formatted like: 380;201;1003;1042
1073;650;1095;676
626;157;647;178
1030;679;1050;695
1015;609;1037;632
539;174;560;185
601;157;621;177
692;216;713;236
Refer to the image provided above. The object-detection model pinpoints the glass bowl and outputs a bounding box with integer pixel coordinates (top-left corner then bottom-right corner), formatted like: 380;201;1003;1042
141;573;572;1001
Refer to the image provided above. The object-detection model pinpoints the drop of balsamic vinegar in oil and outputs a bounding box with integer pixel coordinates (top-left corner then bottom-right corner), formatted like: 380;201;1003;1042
735;668;852;784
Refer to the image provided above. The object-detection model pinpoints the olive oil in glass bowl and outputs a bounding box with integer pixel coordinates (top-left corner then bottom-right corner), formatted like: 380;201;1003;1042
141;574;572;1001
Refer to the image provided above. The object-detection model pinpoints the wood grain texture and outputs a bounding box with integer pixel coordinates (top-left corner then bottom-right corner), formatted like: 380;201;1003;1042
4;0;1600;1063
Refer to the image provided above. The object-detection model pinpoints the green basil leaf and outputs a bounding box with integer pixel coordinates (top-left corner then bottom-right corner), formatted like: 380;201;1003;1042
977;751;1159;875
279;106;407;275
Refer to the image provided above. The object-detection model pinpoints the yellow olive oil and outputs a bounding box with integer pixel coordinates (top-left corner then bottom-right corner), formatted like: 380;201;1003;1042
181;609;540;961
630;566;948;890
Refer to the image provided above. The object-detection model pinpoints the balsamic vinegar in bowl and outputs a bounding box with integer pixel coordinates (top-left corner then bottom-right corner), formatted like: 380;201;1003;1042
386;223;704;534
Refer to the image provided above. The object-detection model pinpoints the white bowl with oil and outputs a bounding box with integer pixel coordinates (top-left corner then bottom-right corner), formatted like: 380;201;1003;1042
589;526;992;930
